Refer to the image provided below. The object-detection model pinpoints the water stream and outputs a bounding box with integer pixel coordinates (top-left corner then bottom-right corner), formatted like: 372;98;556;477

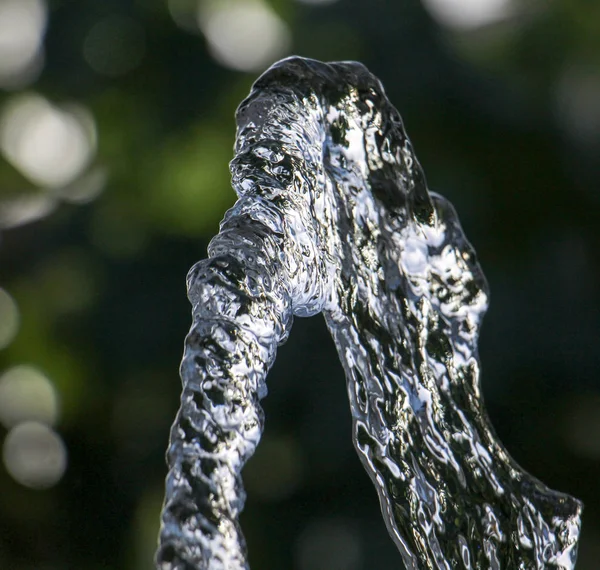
156;57;582;570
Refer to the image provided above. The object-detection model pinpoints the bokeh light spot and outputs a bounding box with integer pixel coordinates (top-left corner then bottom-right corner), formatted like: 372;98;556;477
0;288;20;349
0;365;59;428
53;165;107;205
0;0;46;88
83;15;146;77
564;395;600;459
132;488;165;570
147;125;235;235
0;93;97;188
0;193;56;229
242;434;304;501
295;0;340;5
167;0;199;33
295;518;363;570
90;201;148;258
197;0;291;72
421;0;511;30
2;421;67;489
555;66;600;144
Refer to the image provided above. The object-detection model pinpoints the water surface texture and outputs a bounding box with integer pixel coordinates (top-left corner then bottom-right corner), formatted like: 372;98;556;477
156;57;582;570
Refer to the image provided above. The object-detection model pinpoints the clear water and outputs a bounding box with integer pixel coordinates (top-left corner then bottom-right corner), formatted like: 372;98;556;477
156;57;582;570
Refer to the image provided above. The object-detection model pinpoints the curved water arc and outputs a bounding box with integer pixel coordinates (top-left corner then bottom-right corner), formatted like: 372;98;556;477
156;56;582;570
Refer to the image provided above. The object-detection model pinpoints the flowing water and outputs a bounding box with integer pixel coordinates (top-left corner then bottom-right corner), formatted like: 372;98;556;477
156;57;582;570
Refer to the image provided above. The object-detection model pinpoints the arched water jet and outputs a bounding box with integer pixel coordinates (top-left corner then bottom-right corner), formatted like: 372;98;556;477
156;57;582;570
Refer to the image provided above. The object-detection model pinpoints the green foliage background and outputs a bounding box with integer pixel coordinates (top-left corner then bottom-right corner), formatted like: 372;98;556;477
0;0;599;568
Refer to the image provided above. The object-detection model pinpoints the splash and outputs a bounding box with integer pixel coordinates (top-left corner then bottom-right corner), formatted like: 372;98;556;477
156;57;582;570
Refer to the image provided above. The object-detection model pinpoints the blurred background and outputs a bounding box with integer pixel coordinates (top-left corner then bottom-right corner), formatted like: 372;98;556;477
0;0;598;568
